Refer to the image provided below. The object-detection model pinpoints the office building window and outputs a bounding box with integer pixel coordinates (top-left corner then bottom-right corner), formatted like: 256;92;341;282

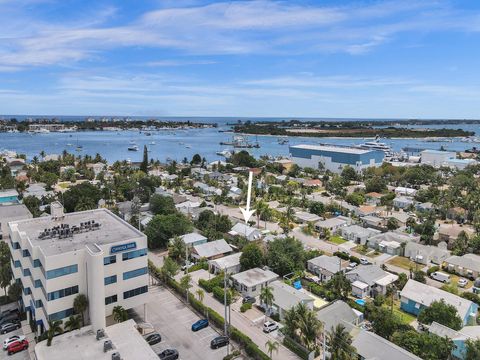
33;259;42;268
11;241;20;250
123;285;148;299
49;308;74;321
22;249;30;257
104;275;117;285
47;285;79;301
34;279;43;288
105;295;118;305
13;260;21;268
23;287;31;295
123;267;148;280
35;300;43;308
104;255;116;265
122;248;147;261
46;264;78;279
23;268;31;277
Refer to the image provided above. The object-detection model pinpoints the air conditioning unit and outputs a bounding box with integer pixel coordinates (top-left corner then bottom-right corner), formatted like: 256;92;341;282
103;340;113;352
111;352;121;360
96;329;106;340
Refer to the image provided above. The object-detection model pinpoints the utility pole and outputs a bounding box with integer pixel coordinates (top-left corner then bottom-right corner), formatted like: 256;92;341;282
223;267;230;356
186;245;189;304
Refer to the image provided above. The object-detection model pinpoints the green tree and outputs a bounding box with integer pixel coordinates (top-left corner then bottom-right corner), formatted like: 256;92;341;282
309;201;325;216
240;243;264;271
365;176;387;193
229;150;257;167
391;330;454;360
266;237;305;276
46;320;63;346
145;213;193;249
7;282;22;303
452;230;470;256
418;299;462;330
140;145;148;173
73;294;89;326
327;324;357;360
180;274;192;301
260;286;275;316
112;305;129;323
64;315;82;332
191;154;202;164
413;270;427;284
22;195;42;217
149;194;176;216
0;265;12;297
341;165;359;184
265;340;279;360
466;338;480;360
160;256;179;282
196;289;205;303
396;273;408;290
168;236;186;262
387;217;399;230
326;273;351;300
63;183;102;212
368;305;403;340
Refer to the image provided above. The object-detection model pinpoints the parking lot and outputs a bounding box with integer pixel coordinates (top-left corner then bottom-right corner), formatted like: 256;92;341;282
0;329;30;360
131;286;230;360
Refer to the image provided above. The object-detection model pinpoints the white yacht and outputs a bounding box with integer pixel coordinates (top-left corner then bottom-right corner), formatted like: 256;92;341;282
355;138;393;156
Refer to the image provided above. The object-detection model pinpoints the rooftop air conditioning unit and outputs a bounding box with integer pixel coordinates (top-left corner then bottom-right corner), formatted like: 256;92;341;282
111;352;121;360
96;329;106;340
103;340;113;352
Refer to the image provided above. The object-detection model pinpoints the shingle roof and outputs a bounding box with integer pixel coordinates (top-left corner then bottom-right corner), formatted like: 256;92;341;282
270;280;313;311
445;254;480;273
352;330;422;360
308;255;343;274
193;239;232;258
316;300;359;333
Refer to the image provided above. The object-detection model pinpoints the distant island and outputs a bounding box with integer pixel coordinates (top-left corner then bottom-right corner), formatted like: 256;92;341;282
233;119;476;138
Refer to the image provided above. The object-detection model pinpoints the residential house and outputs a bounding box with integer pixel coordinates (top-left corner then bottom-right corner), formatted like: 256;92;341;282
361;215;386;230
273;159;294;172
191;239;233;260
193;182;221;196
447;207;468;221
269;280;314;320
191;167;211;180
429;321;480;360
23;183;54;199
175;200;202;217
438;224;475;249
209;252;242;275
177;232;208;248
352;329;422;360
341;225;381;245
227;186;242;200
294;211;322;224
0;189;19;204
404;242;450;265
314;216;351;236
346;265;398;298
86;162;106;177
303;179;322;187
307;255;347;283
356;205;378;217
400;280;478;325
230;267;279;297
160;173;178;182
5;157;25;175
416;202;434;212
316;300;363;333
365;192;383;206
393;196;414;209
395;187;417;196
444;254;480;280
229;223;262;242
367;231;418;255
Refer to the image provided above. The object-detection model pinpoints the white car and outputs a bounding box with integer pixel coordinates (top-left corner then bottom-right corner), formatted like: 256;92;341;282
360;258;369;265
181;262;194;271
3;335;25;350
458;278;468;288
349;262;358;268
263;321;279;333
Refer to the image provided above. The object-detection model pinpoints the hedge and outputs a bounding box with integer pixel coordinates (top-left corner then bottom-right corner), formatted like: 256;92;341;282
189;261;209;272
213;286;232;305
349;255;360;264
333;251;350;260
283;336;309;360
427;265;439;276
240;303;252;312
199;275;224;293
462;292;480;306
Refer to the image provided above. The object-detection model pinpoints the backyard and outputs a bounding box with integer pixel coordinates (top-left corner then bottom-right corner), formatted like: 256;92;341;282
328;235;347;245
386;256;418;271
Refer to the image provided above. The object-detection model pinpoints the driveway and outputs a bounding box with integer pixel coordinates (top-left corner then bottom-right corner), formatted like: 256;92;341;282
131;286;229;360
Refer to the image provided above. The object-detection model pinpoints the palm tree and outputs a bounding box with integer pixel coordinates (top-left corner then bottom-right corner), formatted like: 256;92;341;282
295;303;322;351
327;324;357;360
265;340;279;359
64;315;82;332
255;200;268;229
112;306;128;323
260;286;275;318
46;320;63;346
180;274;192;302
196;289;205;303
73;294;89;326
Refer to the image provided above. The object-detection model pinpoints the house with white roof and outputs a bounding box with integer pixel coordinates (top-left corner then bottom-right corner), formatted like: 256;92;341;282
307;255;347;283
341;225;381;245
209;252;242;275
367;231;418;255
294;211;322;224
229;223;262;242
314;216;351;236
316;300;363;333
231;267;279;297
400;280;478;325
346;265;398;298
429;321;480;360
269;280;314;320
192;239;232;260
444;253;480;279
174;232;208;248
404;242;450;265
393;196;414;209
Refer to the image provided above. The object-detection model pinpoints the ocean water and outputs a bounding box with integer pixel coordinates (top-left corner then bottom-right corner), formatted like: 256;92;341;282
0;117;479;163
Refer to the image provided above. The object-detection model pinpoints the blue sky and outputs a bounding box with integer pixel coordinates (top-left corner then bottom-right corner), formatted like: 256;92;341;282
1;0;480;118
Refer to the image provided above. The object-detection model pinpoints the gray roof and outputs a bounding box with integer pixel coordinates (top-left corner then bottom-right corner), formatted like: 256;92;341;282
342;224;381;238
295;211;321;222
231;223;260;238
270;280;313;311
231;267;278;287
308;255;343;274
428;322;467;341
180;232;208;245
352;330;421;360
0;189;18;198
316;300;359;333
400;280;474;319
209;252;242;269
369;231;416;245
315;216;349;228
193;239;232;258
9;208;144;256
445;254;480;273
0;204;32;222
346;265;390;286
405;242;450;262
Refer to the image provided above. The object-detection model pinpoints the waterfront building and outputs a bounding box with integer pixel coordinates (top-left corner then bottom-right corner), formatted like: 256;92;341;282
8;202;148;334
420;149;477;169
289;144;384;174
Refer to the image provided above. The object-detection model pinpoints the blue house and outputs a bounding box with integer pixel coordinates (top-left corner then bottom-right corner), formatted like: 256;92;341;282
429;321;480;360
0;189;19;204
400;280;478;326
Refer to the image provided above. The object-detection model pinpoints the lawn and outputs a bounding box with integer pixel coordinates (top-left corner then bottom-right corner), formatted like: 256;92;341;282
353;245;369;255
383;301;416;325
386;256;417;271
449;274;473;289
328;235;347;245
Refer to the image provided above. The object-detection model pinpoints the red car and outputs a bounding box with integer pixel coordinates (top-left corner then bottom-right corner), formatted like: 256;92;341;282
7;339;28;355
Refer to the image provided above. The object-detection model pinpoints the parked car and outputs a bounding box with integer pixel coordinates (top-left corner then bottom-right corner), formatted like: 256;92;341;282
263;321;279;333
210;336;229;349
144;332;162;345
6;339;28;355
0;313;19;325
181;262;194;271
158;348;179;360
430;271;451;283
3;335;25;350
458;278;468;287
360;258;370;265
349;262;358;268
242;296;256;304
191;319;209;332
0;323;20;335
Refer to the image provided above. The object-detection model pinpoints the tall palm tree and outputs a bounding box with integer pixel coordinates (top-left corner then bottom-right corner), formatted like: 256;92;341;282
196;289;205;303
64;315;82;332
265;340;279;359
260;286;275;317
46;320;63;346
295;303;322;351
255;200;267;229
327;324;357;360
73;294;89;326
180;274;192;302
112;306;129;323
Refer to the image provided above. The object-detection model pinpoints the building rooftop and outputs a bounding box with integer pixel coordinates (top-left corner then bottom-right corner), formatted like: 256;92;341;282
316;300;360;333
290;144;373;155
209;252;242;269
270;280;313;310
308;255;344;274
0;204;32;222
10;208;144;256
0;189;19;198
179;232;208;245
445;253;480;273
35;319;158;360
231;267;278;287
193;239;232;258
346;265;394;286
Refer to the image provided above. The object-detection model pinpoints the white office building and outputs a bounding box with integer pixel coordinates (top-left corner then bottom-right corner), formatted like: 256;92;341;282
290;144;384;174
8;202;149;335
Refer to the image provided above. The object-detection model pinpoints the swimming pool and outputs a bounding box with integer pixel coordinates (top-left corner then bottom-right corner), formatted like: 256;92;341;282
355;299;366;306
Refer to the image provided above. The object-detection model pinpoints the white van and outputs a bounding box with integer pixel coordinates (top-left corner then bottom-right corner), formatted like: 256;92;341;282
431;271;451;283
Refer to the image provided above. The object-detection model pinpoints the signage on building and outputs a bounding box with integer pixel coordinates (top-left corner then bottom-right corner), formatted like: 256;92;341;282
110;242;136;254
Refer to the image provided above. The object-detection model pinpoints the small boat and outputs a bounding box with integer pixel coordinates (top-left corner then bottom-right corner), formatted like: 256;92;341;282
216;149;232;158
149;141;156;145
128;145;139;151
185;145;191;148
278;136;289;145
76;146;83;152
